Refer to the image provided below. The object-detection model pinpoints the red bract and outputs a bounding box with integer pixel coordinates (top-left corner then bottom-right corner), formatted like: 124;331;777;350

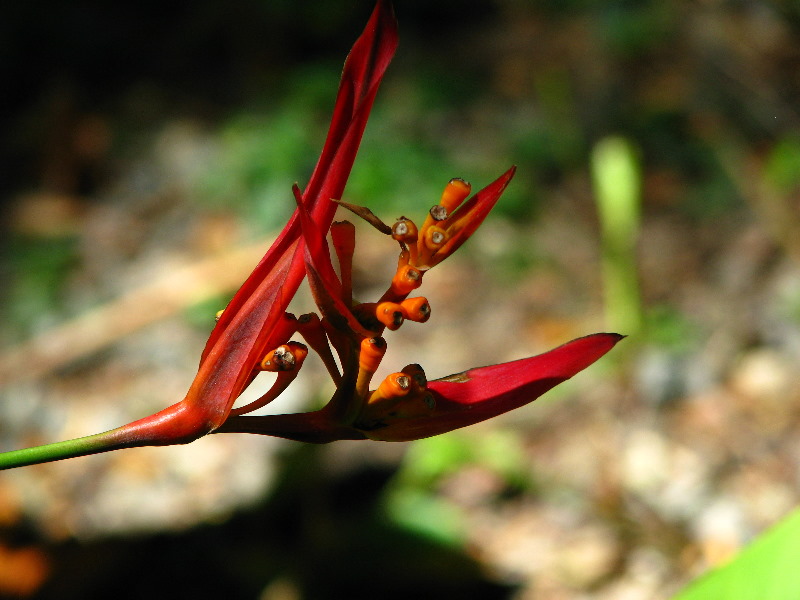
362;333;624;442
0;1;622;470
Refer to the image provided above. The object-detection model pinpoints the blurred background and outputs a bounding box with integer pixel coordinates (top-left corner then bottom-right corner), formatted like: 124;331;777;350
2;0;800;598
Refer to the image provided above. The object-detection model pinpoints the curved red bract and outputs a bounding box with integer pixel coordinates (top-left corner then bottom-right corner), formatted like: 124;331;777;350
364;333;624;441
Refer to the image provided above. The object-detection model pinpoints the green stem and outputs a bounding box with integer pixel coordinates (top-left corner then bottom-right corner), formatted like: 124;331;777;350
0;429;129;470
0;400;225;470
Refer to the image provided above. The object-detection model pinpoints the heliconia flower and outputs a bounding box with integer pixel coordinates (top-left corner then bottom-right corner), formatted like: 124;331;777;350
0;1;622;470
0;0;399;469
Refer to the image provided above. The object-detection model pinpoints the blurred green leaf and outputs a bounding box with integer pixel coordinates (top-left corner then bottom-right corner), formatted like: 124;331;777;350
385;488;465;547
3;236;78;339
672;508;800;600
384;431;531;544
765;137;800;193
644;305;700;351
596;1;674;55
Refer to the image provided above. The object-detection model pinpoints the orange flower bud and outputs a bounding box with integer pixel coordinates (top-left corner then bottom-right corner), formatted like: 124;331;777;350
369;372;412;404
422;225;447;251
359;336;387;374
400;297;431;323
391;218;418;244
390;264;423;295
439;177;471;213
375;301;406;330
259;342;308;372
356;336;387;398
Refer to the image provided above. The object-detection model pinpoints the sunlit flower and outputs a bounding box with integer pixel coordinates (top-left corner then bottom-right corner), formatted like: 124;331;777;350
0;0;621;470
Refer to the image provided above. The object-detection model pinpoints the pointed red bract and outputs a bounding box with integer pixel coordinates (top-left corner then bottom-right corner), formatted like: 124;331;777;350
363;333;624;441
430;165;516;266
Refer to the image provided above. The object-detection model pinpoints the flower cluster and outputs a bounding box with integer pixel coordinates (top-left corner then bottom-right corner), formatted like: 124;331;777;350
0;0;621;470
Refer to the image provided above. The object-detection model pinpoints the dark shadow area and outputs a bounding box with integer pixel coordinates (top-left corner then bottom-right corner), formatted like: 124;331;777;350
24;446;515;600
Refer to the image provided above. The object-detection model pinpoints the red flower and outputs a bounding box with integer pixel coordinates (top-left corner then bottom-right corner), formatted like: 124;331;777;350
0;1;621;470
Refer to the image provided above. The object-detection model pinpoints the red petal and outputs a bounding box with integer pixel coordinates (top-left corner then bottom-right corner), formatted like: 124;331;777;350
364;333;624;441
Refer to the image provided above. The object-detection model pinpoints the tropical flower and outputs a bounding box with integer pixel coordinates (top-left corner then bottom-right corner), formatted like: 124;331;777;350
0;0;621;470
214;171;622;443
